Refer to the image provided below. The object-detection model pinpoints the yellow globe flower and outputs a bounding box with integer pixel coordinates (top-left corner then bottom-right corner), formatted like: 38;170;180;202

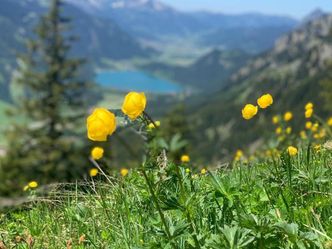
181;154;190;163
272;115;279;124
328;117;332;126
319;129;326;139
121;92;147;120
89;168;98;177
147;120;160;130
242;104;258;120
287;146;298;156
120;168;129;177
276;127;282;135
201;168;207;175
305;108;313;119
28;181;38;188
314;144;321;151
257;94;273;109
286;127;292;134
91;147;104;160
235;149;243;158
284;112;293;122
311;123;319;132
305;102;313;110
305;121;312;129
300;131;307;139
87;108;116;141
234;149;243;161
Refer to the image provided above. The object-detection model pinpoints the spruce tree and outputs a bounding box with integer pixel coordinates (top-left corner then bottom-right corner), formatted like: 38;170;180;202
0;0;94;195
320;62;332;112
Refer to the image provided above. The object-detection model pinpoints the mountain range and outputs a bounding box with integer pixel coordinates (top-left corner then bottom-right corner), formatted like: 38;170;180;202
67;0;298;53
0;0;302;103
184;13;332;162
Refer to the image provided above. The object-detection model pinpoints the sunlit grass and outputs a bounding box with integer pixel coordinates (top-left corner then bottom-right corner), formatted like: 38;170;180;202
1;146;332;248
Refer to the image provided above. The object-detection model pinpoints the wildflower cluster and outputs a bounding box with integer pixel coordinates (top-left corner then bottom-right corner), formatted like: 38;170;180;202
86;91;147;177
242;93;273;120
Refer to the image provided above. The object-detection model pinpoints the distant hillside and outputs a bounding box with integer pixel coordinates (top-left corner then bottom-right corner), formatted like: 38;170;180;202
185;14;332;162
0;0;153;102
142;49;251;91
68;0;298;54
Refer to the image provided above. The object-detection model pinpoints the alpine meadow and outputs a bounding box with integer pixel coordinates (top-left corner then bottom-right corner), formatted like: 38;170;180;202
0;0;332;248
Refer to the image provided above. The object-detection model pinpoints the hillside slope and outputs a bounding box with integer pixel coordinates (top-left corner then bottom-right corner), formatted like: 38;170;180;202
68;0;298;54
142;49;251;91
186;14;332;162
0;0;153;102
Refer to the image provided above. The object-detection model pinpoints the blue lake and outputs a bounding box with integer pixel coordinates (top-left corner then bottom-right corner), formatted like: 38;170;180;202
96;71;182;94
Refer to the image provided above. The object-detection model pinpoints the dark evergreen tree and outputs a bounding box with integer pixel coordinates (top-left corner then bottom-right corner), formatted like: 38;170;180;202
320;62;332;112
0;0;94;195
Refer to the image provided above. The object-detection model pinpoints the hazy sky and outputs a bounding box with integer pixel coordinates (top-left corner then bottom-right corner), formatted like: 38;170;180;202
161;0;332;19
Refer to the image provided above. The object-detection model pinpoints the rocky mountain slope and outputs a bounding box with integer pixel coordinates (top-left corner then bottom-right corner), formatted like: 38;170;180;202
185;13;332;162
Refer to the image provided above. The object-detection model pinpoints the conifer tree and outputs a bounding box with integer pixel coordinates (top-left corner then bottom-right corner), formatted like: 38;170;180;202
0;0;94;195
320;62;332;112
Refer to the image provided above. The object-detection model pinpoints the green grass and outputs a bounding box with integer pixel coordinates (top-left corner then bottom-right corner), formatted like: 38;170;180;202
1;146;332;248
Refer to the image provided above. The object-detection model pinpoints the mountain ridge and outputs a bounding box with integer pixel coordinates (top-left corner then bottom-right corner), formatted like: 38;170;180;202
184;13;332;162
67;0;298;53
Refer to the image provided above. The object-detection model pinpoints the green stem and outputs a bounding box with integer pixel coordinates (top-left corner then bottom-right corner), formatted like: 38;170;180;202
141;169;177;249
175;167;201;248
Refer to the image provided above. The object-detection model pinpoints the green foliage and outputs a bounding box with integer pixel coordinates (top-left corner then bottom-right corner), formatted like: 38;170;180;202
1;147;332;248
0;0;94;196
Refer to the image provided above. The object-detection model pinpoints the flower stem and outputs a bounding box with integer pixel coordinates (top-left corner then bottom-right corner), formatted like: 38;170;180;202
141;168;177;249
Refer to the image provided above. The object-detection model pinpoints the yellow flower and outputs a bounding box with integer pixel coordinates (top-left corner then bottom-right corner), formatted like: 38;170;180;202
276;127;282;135
305;108;313;119
328;117;332;126
314;144;321;151
181;154;190;163
23;185;29;191
147;121;160;130
87;108;116;141
120;168;129;177
300;131;307;139
28;181;38;188
121;92;147;120
185;168;191;173
287;146;298;156
91;147;104;160
235;149;243;158
201;168;207;175
257;94;273;109
272;115;279;124
89;168;98;177
286;127;292;134
305;102;313;110
242;104;258;120
311;123;319;132
305;121;312;129
318;129;326;139
234;149;243;161
284;112;293;122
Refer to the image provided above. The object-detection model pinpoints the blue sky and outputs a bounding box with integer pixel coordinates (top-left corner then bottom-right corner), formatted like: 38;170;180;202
162;0;332;19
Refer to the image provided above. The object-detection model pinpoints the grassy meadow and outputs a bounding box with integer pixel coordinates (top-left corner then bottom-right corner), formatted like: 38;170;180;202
1;145;332;248
1;93;332;249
